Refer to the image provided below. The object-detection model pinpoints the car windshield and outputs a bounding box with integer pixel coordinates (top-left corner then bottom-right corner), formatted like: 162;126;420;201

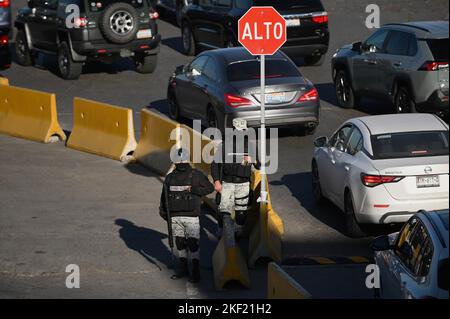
371;131;449;160
426;39;449;61
227;59;300;82
252;0;324;12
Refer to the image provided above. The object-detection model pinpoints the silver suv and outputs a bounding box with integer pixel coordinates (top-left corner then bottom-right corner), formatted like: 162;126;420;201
332;21;449;119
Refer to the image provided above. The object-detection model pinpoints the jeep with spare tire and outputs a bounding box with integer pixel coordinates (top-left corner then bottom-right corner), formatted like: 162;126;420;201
15;0;161;80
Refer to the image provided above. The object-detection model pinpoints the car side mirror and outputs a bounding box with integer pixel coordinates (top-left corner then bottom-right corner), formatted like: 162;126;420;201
314;136;328;148
371;235;394;252
352;41;362;52
175;65;184;74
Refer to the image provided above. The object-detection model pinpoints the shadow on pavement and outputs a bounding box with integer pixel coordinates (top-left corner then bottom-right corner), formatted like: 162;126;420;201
115;218;172;271
162;37;184;55
271;172;348;235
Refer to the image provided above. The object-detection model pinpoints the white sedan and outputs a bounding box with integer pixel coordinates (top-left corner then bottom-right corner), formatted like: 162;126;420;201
312;114;449;237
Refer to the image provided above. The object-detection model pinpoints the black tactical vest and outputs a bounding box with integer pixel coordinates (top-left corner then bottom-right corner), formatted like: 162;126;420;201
166;170;196;213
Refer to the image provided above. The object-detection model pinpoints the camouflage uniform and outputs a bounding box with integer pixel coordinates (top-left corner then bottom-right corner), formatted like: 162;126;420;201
172;216;201;259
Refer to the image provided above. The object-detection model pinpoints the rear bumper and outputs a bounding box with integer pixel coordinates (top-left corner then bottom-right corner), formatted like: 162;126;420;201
224;103;320;128
0;45;11;70
416;89;449;116
281;37;329;57
71;34;161;57
357;196;449;224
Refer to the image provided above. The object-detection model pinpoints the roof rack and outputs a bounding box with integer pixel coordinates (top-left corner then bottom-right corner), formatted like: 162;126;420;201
384;23;430;33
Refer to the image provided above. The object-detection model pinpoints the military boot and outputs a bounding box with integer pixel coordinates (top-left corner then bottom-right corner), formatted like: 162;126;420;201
171;257;189;280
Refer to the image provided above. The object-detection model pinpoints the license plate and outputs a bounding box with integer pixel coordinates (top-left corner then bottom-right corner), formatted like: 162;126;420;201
417;175;440;188
137;29;152;39
266;92;286;104
286;19;301;27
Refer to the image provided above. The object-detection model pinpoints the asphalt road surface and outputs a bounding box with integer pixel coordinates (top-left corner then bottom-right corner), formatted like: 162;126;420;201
1;0;448;298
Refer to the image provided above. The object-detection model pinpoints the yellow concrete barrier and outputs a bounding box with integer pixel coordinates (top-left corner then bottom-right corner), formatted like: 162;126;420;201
67;98;136;161
212;222;251;290
0;85;66;143
134;109;182;174
0;77;9;86
268;262;311;299
248;170;284;267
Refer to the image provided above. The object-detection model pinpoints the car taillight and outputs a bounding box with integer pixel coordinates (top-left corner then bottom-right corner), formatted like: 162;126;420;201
0;0;10;8
74;17;88;28
0;35;8;46
418;61;449;71
361;174;404;187
311;13;328;24
297;88;319;102
225;94;254;108
150;11;160;20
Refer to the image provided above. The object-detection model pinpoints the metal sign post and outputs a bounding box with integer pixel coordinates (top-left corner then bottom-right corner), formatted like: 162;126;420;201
259;54;268;203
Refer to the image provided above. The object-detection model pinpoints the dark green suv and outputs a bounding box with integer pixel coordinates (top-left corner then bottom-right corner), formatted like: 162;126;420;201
15;0;161;79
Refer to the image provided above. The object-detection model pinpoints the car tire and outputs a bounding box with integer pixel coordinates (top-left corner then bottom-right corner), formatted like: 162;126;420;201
182;23;196;56
207;107;219;129
304;54;325;66
395;86;417;113
15;30;34;66
335;70;358;109
58;42;82;80
176;2;184;27
312;161;324;205
135;54;157;74
99;2;139;44
168;90;180;121
344;192;366;238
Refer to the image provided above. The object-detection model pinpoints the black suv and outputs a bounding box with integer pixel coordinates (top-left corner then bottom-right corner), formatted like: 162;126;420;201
15;0;161;79
181;0;329;65
0;0;11;70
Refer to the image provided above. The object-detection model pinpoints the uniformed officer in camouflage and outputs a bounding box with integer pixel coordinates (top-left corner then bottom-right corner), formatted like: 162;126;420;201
211;119;260;238
160;148;214;283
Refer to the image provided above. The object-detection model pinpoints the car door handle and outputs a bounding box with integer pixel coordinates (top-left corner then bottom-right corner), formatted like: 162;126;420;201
364;59;377;65
344;165;350;171
394;62;402;67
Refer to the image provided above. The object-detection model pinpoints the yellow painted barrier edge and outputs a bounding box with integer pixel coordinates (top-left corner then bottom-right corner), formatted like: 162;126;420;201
268;262;311;299
0;77;9;86
212;235;251;290
0;84;66;143
248;171;284;267
67;98;136;161
134;109;182;174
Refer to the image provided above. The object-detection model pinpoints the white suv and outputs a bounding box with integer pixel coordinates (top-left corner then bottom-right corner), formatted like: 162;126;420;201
312;113;449;237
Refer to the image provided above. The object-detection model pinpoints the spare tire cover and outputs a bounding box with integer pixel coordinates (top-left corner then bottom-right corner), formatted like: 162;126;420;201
100;2;139;44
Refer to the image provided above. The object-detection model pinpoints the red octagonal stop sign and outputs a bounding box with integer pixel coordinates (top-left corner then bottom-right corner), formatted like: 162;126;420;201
238;7;287;56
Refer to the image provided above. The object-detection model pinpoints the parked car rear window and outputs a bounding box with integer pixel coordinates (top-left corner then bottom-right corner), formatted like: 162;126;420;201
371;131;449;159
87;0;146;12
427;39;449;61
227;59;300;82
251;0;324;12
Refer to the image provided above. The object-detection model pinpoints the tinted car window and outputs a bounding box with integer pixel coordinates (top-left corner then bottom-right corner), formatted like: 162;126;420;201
385;31;415;56
235;0;251;9
200;0;214;7
426;39;449;61
88;0;146;12
188;56;209;75
371;131;449;160
227;59;300;82
251;0;324;12
365;29;389;52
329;125;353;151
202;59;220;82
345;128;364;155
214;0;232;7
